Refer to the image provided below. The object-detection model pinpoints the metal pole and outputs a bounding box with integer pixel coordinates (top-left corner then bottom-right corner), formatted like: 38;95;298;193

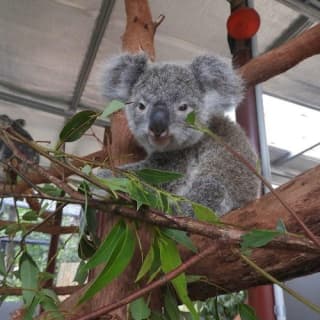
228;1;276;319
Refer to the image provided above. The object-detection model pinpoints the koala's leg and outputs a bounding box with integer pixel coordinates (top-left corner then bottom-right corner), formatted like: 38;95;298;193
185;176;234;217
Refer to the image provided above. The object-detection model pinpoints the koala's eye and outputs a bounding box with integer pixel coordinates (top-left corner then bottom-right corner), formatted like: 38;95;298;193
137;103;146;111
178;104;189;112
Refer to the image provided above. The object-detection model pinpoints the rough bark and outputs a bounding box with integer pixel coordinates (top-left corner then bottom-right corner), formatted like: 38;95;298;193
239;23;320;87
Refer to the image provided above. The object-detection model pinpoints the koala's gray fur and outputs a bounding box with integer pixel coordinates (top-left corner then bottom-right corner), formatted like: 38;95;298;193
100;54;260;216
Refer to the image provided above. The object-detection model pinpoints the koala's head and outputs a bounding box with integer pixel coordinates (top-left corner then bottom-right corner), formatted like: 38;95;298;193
102;54;243;154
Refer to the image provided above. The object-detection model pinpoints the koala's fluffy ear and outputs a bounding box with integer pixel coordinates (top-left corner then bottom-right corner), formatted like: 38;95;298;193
190;55;244;112
102;53;148;101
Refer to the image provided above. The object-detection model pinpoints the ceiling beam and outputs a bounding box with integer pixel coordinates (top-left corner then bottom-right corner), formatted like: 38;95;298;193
271;141;320;166
264;15;313;52
69;0;116;112
275;0;320;20
0;91;108;128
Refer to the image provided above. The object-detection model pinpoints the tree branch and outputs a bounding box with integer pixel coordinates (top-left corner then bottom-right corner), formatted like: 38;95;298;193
239;23;320;86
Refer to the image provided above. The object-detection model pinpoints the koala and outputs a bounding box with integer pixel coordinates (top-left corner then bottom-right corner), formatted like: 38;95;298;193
0;114;39;183
100;54;260;216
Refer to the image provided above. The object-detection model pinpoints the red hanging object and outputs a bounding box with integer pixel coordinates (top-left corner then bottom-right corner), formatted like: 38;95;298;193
227;7;260;40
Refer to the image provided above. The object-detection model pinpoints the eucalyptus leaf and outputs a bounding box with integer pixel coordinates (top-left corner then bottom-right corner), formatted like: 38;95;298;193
74;261;88;285
23;296;40;320
5;223;21;236
161;228;197;253
79;223;136;304
59;110;98;143
98;177;130;193
129;297;151;320
101;100;125;119
19;252;39;306
192;202;220;224
135;168;183;185
241;229;282;251
186;111;196;125
22;210;39;221
39;184;63;197
238;303;257;320
158;234;199;320
0;251;6;276
78;235;98;260
39;289;63;319
164;288;180;320
82;220;126;271
135;244;154;282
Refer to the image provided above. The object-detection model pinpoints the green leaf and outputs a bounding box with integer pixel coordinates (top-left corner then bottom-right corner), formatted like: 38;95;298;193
79;223;136;304
238;303;257;320
135;244;154;282
135;168;183;185
0;251;6;276
84;206;97;235
148;241;162;283
19;252;39;306
22;210;39;221
82;220;126;271
192;203;220;224
101;100;125;119
129;297;151;320
39;184;63;197
127;181;152;210
241;229;282;251
186;111;196;125
5;223;21;236
78;235;98;260
59;110;98;143
39;289;63;319
158;234;199;320
23;296;40;320
74;261;88;285
97;177;130;194
40;288;59;303
161;228;197;253
164;288;180;320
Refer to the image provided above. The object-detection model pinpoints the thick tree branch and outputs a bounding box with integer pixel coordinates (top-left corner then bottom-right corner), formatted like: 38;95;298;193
239;23;320;86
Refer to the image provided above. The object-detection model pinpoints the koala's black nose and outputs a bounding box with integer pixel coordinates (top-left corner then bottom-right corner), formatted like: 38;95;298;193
149;108;169;137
